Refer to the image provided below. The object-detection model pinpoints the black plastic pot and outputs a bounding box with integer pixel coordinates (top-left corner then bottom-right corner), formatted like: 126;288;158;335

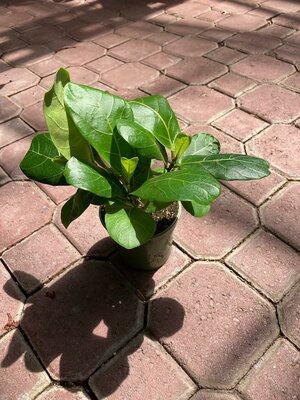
99;204;180;271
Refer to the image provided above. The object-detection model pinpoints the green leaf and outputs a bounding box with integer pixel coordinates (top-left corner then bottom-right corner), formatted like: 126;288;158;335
64;157;126;199
61;189;94;228
182;201;210;217
44;68;92;162
132;167;221;204
181;133;220;159
105;207;156;249
20;132;67;185
129;95;181;150
121;156;139;182
117;119;166;161
144;201;172;213
180;154;270;180
174;133;191;159
64;83;133;173
131;157;151;191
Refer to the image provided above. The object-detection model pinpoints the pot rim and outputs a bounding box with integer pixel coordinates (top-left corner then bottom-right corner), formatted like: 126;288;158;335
99;201;182;239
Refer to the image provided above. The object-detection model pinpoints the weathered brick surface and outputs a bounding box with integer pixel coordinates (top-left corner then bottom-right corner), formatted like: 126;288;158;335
148;262;279;388
226;230;300;302
238;339;300;400
21;260;143;380
36;386;90;400
0;118;33;148
209;72;256;98
89;335;196;399
278;281;300;347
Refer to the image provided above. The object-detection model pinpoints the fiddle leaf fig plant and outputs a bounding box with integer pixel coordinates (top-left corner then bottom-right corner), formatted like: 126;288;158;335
20;68;270;250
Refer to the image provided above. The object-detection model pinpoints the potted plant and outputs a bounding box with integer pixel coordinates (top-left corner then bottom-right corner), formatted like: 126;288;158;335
20;68;270;270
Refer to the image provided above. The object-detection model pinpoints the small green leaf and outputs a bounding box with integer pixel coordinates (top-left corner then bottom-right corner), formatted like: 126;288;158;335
132;167;221;204
61;189;94;228
121;156;139;182
180;154;270;180
144;201;172;213
117;119;167;161
64;157;126;199
182;201;210;217
105;207;156;249
181;133;220;159
129;95;181;150
174;133;191;159
20;132;67;185
64;83;133;173
44;68;92;162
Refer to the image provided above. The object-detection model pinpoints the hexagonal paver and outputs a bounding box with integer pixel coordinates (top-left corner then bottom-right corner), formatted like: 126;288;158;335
0;261;24;337
174;187;258;259
165;36;217;58
258;24;294;39
209;72;256;98
205;46;246;65
20;25;65;45
166;17;212;36
167;1;210;17
93;33;129;49
264;0;300;11
217;14;267;32
231;55;294;82
0;95;21;123
143;52;180;70
37;183;76;205
90;335;196;399
102;62;159;89
281;72;300;92
261;183;300;251
28;57;64;78
226;32;281;54
148;261;279;388
199;28;234;43
3;45;53;67
140;75;186;97
278;280;300;348
239;84;300;123
166;57;227;85
273;12;300;30
169;86;234;123
36;386;89;400
212;109;268;142
0;181;54;252
225;170;286;206
109;39;160;62
238;339;300;400
86;56;123;75
0;118;33;148
54;42;106;66
273;44;300;67
247;124;300;178
0;67;39;96
21;102;47;130
115;20;162;39
0;330;50;400
11;85;46;108
112;246;189;300
20;260;143;380
147;31;180;46
0;8;33;28
226;230;300;302
191;391;242;400
0;166;10;186
64;66;98;86
214;0;254;14
3;225;80;294
54;203;116;258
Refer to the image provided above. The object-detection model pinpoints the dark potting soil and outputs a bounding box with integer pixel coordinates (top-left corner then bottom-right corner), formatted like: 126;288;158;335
152;202;179;235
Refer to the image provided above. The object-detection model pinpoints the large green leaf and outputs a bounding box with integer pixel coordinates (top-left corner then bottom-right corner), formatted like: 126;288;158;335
117;119;166;161
129;95;181;150
132;167;221;204
64;157;126;199
182;201;210;217
20;132;67;185
180;154;270;180
64;83;133;173
105;207;156;249
61;189;94;228
131;157;151;191
44;68;92;162
181;133;220;159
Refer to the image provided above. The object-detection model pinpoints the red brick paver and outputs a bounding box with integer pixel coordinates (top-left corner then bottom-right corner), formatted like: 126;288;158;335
1;0;299;398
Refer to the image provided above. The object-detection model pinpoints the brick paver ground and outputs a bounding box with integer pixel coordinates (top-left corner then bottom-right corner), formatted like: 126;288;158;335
0;0;299;399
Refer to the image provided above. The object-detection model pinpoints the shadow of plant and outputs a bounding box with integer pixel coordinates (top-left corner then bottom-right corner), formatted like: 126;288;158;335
1;239;185;397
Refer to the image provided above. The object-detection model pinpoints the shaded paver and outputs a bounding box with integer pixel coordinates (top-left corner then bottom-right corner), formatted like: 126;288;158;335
0;0;299;399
